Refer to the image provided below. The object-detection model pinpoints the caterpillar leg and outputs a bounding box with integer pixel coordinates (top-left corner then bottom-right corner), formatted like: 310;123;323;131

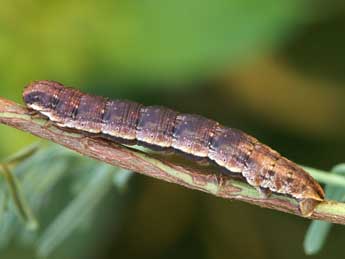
256;187;272;198
26;109;40;117
42;120;53;129
299;198;321;217
195;158;210;166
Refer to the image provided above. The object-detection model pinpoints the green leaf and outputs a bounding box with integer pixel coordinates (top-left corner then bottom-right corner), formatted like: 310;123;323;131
304;163;345;255
303;165;345;188
113;169;133;191
0;144;133;256
36;164;122;257
0;190;8;223
3;142;41;167
0;164;38;230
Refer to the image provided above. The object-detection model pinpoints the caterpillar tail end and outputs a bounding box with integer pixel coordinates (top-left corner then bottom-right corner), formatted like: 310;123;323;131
299;198;322;217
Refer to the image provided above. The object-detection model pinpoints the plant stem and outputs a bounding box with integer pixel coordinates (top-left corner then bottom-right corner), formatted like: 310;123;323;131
1;97;345;224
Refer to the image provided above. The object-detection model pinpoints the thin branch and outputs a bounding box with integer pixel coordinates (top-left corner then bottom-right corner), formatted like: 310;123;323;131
1;97;345;224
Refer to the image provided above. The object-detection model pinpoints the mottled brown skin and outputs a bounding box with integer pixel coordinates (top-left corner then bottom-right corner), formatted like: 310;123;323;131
23;80;325;216
137;106;178;147
172;114;218;157
102;100;143;140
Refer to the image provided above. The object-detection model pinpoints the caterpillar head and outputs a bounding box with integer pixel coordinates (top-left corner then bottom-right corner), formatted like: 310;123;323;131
23;80;64;112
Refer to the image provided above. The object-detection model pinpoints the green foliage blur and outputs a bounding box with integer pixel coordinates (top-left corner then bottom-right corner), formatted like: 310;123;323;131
0;1;345;259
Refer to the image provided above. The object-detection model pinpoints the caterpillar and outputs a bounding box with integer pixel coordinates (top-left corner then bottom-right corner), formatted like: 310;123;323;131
23;80;325;216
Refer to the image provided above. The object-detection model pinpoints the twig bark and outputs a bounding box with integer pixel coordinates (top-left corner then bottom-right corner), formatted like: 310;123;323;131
1;97;345;224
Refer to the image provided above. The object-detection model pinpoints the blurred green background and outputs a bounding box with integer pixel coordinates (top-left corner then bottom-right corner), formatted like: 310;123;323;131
0;1;345;258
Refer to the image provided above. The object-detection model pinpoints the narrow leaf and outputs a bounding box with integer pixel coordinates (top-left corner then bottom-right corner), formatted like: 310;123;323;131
0;190;8;222
113;169;133;191
3;142;41;167
303;165;345;188
304;163;345;254
36;164;116;257
0;164;38;230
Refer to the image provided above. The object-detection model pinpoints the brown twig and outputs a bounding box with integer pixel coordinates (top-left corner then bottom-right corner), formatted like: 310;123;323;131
1;97;345;224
